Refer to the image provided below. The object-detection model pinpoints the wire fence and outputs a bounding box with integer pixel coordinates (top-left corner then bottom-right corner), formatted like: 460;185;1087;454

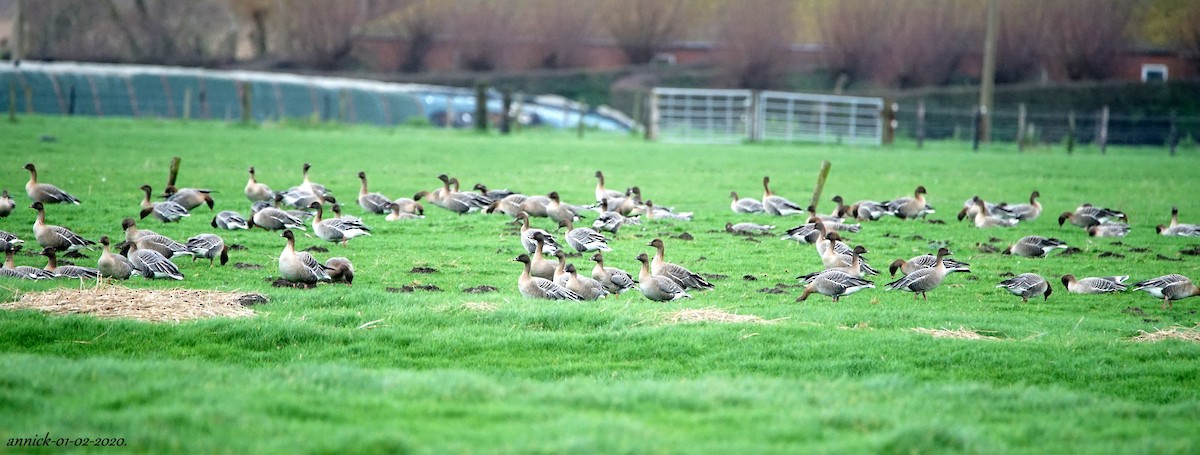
896;103;1200;150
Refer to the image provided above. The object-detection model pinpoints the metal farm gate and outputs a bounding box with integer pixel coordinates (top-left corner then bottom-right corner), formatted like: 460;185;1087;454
650;87;884;146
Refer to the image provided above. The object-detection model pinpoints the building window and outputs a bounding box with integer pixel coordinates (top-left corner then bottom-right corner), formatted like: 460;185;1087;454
1142;64;1168;82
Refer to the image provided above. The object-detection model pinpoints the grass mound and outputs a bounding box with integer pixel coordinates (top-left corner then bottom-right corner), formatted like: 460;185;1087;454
1130;325;1200;343
1;286;261;323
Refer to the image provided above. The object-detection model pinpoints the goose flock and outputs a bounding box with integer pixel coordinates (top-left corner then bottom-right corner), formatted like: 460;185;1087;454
0;161;1197;310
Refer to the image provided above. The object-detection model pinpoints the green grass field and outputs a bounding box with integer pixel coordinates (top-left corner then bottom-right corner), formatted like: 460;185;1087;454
1;116;1199;454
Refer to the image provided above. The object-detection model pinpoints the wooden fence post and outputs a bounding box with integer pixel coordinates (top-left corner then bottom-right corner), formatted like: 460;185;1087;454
576;99;587;139
444;95;454;128
972;105;983;151
646;89;659;141
239;82;252;124
916;99;926;149
182;87;192;122
474;82;488;132
1016;103;1026;152
1169;110;1178;157
499;89;512;135
631;90;644;138
7;76;16;123
882;99;896;146
1066;110;1076;154
1098;106;1109;155
67;84;76;116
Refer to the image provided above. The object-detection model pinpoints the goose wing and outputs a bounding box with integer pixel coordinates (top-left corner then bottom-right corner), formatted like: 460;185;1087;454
49;225;95;250
568;228;612;252
37;184;82;204
296;252;331;281
660;262;714;290
997;273;1045;294
535;277;582;301
134;250;183;280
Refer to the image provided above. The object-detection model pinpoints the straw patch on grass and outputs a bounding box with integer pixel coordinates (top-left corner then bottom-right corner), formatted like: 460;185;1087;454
1129;325;1200;343
911;327;1005;341
2;286;260;323
663;308;782;325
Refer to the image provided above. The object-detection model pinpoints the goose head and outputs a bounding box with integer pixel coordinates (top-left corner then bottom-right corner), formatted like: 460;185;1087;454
1060;274;1076;289
647;238;665;249
1057;212;1073;227
590;253;604;263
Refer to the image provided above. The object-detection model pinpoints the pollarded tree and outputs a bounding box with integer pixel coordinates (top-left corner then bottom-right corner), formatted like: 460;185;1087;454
877;0;976;88
1043;0;1136;80
603;0;689;65
714;0;796;89
275;0;363;70
446;0;515;71
817;0;896;86
994;0;1052;83
527;0;595;69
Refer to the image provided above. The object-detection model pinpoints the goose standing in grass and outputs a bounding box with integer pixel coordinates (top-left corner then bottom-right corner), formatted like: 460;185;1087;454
250;204;307;231
0;231;26;249
730;191;765;214
518;194;553;218
592;210;638;236
97;236;136;280
1061;274;1128;294
635;253;691;301
817;240;879;276
515;212;561;255
487;194;527;217
386;202;424;221
1157;224;1200;236
1134;274;1200;309
165;188;214;212
297;163;332;199
41;247;100;279
958;196;1014;221
356;171;392;214
212;210;250;230
761;176;805;216
996;273;1051;302
513;254;581;301
884;185;933;220
647;238;713;290
590;252;636;295
186;233;229;266
560;219;612;253
962;197;1018;228
3;248;54;280
136;234;193;260
31;202;94;253
311;202;371;246
245;166;275;202
529;233;558;280
848;200;888;221
563;263;608;300
0;190;15;217
1088;223;1131;237
139;185;190;223
546;192;582;225
780;222;825;244
278;230;331;285
726;222;775;235
885;248;960;300
552;250;570;285
473;183;516;200
127;242;184;280
805;205;843;224
1000;191;1042;221
325;257;354;284
888;254;971;277
644;200;692;221
594;171;624;202
24;163;80;204
1003;235;1069;258
797;270;874;303
830;196;850;218
801;245;873;281
391;197;424;217
122;218;159;244
1059;205;1126;229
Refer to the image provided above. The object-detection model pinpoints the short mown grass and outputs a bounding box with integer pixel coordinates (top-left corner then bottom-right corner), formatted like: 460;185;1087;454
0;116;1198;454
